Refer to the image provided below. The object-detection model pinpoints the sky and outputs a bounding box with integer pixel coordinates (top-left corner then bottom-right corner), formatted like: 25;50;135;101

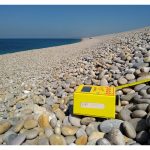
0;5;150;38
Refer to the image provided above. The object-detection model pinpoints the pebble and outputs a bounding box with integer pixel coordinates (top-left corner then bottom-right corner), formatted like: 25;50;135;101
144;56;150;63
137;75;150;82
104;128;125;145
131;110;147;118
122;121;136;139
38;136;49;145
23;129;39;140
118;108;132;121
38;114;50;128
50;118;57;128
96;138;111;145
55;109;65;121
99;119;123;133
134;103;149;111
49;134;66;145
12;120;24;133
134;95;150;104
87;140;96;145
121;101;129;106
76;128;87;138
16;103;22;109
125;74;135;80
75;135;87;145
118;77;128;85
129;118;147;132
23;136;39;145
86;122;99;136
44;127;53;137
116;105;122;113
69;114;81;127
88;131;104;142
61;125;78;136
32;95;44;104
124;103;135;111
3;130;17;144
125;138;137;145
141;67;150;73
134;84;146;92
136;130;149;144
65;136;76;145
121;93;136;101
81;117;95;125
0;120;11;134
99;70;107;79
54;127;61;135
100;78;108;86
122;88;133;94
63;116;71;126
9;134;26;145
24;119;38;129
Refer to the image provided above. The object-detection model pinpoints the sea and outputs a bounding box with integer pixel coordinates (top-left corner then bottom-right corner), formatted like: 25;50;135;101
0;39;81;55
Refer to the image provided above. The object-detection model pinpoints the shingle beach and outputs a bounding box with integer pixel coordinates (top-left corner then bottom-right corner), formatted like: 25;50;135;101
0;27;150;145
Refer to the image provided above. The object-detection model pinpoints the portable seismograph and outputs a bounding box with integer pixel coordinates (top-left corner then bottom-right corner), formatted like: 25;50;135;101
73;78;150;118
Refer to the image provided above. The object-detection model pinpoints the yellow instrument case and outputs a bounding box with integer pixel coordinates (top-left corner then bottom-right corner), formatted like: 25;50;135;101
73;84;116;118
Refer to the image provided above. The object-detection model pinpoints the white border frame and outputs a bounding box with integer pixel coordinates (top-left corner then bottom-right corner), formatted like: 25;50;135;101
0;0;150;5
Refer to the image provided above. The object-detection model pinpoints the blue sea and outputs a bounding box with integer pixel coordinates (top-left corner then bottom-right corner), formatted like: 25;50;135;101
0;39;81;55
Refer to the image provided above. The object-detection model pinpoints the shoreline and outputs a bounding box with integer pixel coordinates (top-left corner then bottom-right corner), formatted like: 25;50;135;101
1;26;149;57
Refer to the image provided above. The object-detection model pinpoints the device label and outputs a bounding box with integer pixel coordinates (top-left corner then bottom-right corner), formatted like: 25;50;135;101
92;86;115;96
80;102;105;109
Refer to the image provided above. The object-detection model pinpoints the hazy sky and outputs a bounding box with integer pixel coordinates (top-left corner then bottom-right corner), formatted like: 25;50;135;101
0;5;150;38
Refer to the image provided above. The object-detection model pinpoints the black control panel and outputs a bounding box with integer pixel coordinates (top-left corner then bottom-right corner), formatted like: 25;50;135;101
81;86;92;92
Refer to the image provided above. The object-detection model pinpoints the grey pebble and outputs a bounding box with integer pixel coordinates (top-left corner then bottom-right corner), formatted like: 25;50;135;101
50;118;57;128
69;114;81;127
63;116;71;126
99;119;123;133
131;110;147;118
118;108;132;121
44;127;53;137
80;117;95;125
9;134;26;145
38;136;49;145
122;121;136;139
76;128;87;138
3;130;17;144
86;122;99;136
5;134;18;145
104;128;125;145
96;138;111;145
23;129;39;140
134;103;149;111
121;93;136;102
65;136;76;145
134;84;146;92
